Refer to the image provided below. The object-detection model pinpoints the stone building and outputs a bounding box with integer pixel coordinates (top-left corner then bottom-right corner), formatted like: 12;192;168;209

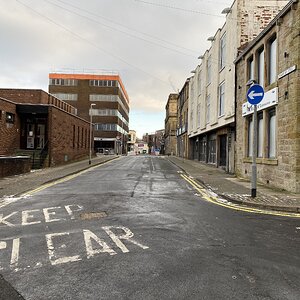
49;72;129;155
177;79;190;159
188;0;288;172
0;89;90;168
127;129;137;153
235;0;299;193
143;133;155;154
164;93;178;156
154;129;165;154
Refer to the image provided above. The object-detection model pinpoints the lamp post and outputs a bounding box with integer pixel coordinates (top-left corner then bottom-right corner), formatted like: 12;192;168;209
89;103;96;165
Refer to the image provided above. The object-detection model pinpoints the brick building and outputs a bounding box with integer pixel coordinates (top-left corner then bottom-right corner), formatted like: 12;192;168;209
49;73;129;155
0;89;90;168
164;93;178;156
235;0;299;192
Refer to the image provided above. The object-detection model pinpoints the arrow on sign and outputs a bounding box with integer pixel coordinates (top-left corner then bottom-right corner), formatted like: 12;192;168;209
248;91;263;100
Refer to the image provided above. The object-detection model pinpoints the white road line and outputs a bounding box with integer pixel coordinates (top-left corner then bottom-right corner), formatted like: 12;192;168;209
10;238;20;267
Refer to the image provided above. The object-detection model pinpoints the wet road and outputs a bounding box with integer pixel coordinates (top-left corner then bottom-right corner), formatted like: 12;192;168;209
0;156;299;299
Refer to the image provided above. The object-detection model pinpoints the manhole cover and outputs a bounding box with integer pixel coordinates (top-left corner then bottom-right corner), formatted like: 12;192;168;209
80;211;107;220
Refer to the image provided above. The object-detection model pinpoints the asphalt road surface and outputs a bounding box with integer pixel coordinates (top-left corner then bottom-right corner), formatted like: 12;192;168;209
0;156;299;300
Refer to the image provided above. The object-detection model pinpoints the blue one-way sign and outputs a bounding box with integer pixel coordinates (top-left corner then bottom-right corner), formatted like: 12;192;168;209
247;84;264;105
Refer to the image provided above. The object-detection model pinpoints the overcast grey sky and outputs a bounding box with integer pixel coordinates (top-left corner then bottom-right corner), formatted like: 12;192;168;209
1;0;233;138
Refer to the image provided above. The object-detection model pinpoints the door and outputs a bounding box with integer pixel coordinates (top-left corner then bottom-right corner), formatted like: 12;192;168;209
219;135;227;167
36;124;45;149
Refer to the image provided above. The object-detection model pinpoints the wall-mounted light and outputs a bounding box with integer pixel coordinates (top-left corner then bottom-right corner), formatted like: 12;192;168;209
221;7;232;14
198;55;204;59
191;70;196;74
207;36;215;42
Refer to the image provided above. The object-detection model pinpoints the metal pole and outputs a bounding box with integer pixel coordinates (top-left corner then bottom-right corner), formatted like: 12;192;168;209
89;104;95;165
251;104;257;197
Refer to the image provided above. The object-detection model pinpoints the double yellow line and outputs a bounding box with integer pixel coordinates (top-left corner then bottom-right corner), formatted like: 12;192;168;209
180;173;300;218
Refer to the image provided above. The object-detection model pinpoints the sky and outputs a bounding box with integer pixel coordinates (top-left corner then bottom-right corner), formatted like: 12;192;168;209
1;0;233;138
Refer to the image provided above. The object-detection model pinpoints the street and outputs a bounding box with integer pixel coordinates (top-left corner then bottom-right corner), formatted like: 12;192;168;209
0;156;299;300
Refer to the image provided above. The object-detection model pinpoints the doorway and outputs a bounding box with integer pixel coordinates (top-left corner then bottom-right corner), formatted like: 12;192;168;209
219;135;227;167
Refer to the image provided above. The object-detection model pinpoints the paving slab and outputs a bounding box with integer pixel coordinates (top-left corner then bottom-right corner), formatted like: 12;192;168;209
0;155;118;199
167;156;300;213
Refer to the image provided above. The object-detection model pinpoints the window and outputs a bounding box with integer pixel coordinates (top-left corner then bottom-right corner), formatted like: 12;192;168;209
95;124;117;131
248;116;253;157
258;48;265;87
248;56;254;81
208;137;216;163
220;33;226;70
198;70;202;95
257;113;263;158
81;128;84;148
219;82;225;117
89;80;117;87
89;94;129;116
199;138;206;162
207;56;212;84
77;126;80;149
269;37;277;84
85;128;87;148
94;123;128;134
52;93;77;101
206;95;210;124
6;112;15;123
197;103;201;126
268;109;276;158
49;79;77;86
72;125;75;149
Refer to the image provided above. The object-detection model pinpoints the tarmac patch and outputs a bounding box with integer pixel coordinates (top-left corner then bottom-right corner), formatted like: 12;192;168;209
80;211;107;220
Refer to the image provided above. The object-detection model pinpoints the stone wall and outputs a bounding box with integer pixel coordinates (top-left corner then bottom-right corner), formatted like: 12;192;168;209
235;1;299;193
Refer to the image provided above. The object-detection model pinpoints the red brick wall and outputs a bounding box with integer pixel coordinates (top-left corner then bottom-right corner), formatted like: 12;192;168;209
0;157;31;177
48;106;91;166
0;98;20;155
0;89;46;104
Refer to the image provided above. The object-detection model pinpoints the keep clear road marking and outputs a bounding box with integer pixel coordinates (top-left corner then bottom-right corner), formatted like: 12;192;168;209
180;173;300;219
1;224;149;272
0;203;149;272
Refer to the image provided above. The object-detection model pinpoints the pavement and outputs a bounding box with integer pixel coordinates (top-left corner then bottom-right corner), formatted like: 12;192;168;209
0;154;118;200
166;156;300;214
0;154;300;213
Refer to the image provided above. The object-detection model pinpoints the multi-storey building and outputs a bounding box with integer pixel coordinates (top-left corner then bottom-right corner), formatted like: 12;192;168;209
177;79;190;159
235;0;299;193
164;94;178;156
49;72;129;155
143;133;155;153
154;129;165;154
128;130;137;153
188;0;288;172
0;89;90;168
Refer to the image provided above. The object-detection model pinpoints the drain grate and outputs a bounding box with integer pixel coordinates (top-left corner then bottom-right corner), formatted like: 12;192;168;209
80;211;107;220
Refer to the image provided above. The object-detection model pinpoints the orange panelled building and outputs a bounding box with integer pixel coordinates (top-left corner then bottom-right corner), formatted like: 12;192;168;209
48;73;130;155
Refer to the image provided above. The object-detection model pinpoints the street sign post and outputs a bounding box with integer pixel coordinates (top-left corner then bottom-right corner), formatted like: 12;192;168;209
247;84;264;198
247;84;264;105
